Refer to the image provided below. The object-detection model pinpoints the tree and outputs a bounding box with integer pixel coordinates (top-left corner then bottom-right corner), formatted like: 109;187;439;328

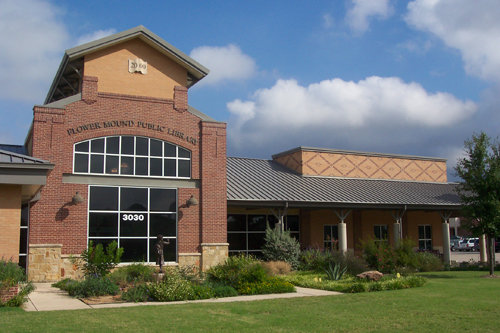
455;132;500;275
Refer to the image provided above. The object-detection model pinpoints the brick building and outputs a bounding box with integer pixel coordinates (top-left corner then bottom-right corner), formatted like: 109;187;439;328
0;26;460;282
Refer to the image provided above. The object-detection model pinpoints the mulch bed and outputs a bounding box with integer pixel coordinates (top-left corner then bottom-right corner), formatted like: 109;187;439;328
80;295;126;305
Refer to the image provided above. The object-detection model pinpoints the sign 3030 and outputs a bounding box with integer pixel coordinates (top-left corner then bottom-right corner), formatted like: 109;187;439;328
122;214;145;222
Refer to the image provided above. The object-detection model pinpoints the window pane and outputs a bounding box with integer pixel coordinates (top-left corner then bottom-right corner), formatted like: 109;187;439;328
88;239;116;250
19;228;27;254
228;215;246;232
164;143;176;157
75;141;89;152
121;239;148;262
150;189;176;212
120;213;148;236
228;233;246;251
91;139;104;153
150;213;176;237
89;213;118;237
150;158;162;176
178;160;190;178
120;187;147;211
164;159;176;177
89;187;118;211
248;233;265;250
267;215;277;230
286;216;299;231
149;238;176;262
178;147;190;158
418;226;425;239
150;139;162;156
136;137;148;156
248;215;266;231
425;226;432;238
90;154;104;173
121;136;134;155
381;226;388;239
105;155;119;174
106;137;119;154
74;154;89;173
121;156;134;175
135;157;148;176
20;204;29;227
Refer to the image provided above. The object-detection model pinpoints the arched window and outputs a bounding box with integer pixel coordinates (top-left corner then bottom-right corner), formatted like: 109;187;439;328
73;136;191;178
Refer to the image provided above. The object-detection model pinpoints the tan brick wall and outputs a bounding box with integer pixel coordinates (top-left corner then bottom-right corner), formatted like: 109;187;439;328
300;209;354;250
274;149;447;182
201;243;228;271
0;185;22;262
28;244;62;282
406;211;444;252
178;253;201;270
84;38;187;99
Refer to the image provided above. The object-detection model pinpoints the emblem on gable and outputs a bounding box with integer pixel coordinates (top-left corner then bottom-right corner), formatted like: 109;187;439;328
128;58;148;74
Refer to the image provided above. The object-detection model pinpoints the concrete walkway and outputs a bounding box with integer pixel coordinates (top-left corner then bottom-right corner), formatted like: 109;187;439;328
23;283;341;312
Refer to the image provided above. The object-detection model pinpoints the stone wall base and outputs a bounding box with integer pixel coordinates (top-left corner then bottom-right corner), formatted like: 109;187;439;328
28;244;83;282
178;253;201;271
201;243;228;271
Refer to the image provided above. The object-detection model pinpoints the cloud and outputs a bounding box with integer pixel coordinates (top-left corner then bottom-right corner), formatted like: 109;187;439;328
227;76;477;153
346;0;393;33
0;0;69;103
322;13;334;29
75;29;117;46
189;44;256;86
406;0;500;82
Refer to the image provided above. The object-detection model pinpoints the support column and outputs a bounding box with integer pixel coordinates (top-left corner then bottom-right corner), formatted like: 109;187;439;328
334;210;350;254
338;222;347;254
440;211;452;266
480;234;487;263
391;208;405;247
393;222;401;246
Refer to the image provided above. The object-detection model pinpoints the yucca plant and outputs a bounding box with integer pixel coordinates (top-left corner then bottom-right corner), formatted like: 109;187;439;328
324;262;347;281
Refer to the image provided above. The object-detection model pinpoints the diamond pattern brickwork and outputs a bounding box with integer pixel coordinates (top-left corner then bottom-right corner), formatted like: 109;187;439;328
273;150;447;183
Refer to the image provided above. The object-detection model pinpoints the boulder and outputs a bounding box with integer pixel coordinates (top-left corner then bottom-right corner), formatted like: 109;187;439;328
356;271;384;281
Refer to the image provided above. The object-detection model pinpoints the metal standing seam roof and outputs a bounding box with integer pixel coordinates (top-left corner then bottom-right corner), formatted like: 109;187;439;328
227;157;461;209
0;149;51;165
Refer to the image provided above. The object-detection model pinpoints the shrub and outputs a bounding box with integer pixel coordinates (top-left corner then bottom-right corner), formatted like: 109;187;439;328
121;284;150;302
145;267;195;302
78;241;124;278
262;226;301;269
206;255;266;289
237;277;295;295
63;277;120;298
109;263;155;287
0;260;26;288
209;283;238;298
299;249;368;275
362;239;397;273
324;262;347;281
415;252;443;272
262;261;292;276
190;283;215;300
0;259;33;307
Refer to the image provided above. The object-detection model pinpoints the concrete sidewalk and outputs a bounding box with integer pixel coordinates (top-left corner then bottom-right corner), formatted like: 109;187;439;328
23;283;341;312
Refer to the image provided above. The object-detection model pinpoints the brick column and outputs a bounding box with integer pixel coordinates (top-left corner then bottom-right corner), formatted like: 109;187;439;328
200;121;228;270
174;86;188;113
81;76;98;103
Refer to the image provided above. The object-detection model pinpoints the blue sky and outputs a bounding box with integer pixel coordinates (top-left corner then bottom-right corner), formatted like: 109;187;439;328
1;0;499;180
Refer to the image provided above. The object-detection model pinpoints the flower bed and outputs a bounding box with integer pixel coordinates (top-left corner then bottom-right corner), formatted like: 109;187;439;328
281;271;426;293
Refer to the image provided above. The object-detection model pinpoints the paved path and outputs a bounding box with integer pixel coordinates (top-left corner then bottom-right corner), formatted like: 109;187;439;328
23;283;341;312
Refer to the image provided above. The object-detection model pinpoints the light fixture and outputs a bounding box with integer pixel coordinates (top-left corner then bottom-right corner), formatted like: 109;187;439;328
186;195;198;207
72;191;84;205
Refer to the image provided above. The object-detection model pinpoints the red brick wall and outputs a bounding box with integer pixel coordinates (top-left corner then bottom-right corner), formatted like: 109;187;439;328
200;122;227;244
0;285;18;303
29;76;226;256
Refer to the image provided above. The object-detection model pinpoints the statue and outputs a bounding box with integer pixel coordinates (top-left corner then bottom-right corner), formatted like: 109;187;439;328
155;234;170;273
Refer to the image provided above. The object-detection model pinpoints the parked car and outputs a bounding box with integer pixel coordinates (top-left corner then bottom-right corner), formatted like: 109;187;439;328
473;238;480;252
450;235;462;251
459;238;478;251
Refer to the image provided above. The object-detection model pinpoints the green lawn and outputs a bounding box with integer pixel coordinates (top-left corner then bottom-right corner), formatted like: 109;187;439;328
1;271;499;332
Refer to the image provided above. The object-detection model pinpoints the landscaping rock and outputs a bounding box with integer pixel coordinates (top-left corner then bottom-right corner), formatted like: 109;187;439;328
356;271;384;281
